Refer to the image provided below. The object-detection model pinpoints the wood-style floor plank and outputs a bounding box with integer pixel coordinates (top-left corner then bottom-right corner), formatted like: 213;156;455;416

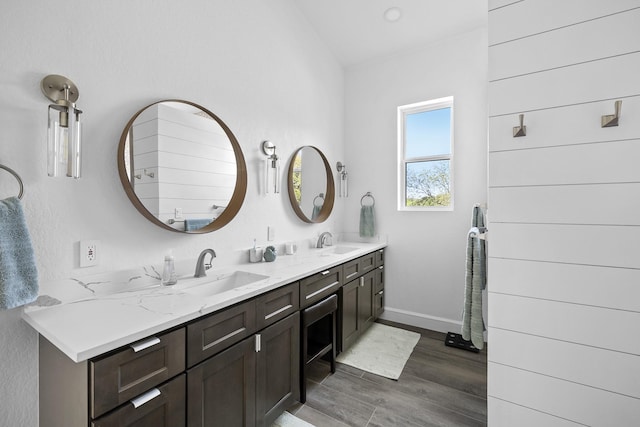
291;321;487;426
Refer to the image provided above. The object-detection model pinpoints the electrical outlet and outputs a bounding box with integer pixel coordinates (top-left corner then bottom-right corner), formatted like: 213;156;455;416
267;226;275;241
175;208;183;219
80;240;99;267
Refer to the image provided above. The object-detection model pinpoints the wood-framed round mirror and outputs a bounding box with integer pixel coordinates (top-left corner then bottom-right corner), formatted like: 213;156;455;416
117;100;247;233
287;146;334;223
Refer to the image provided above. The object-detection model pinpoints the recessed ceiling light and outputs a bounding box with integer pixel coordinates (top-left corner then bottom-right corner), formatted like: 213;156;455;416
384;7;402;23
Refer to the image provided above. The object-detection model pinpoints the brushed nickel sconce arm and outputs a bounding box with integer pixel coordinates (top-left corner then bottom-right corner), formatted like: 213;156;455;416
601;100;622;128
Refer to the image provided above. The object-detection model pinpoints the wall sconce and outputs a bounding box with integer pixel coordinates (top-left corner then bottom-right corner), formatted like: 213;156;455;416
41;74;83;178
261;140;280;193
336;161;348;197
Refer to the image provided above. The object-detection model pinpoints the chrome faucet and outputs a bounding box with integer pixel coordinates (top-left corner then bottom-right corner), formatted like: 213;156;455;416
194;249;216;278
316;232;333;248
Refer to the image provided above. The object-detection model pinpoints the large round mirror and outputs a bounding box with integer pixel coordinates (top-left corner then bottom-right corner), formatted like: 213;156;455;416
287;146;334;223
117;100;247;233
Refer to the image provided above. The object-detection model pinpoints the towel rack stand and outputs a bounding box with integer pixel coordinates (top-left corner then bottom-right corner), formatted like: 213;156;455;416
0;164;24;199
360;192;375;207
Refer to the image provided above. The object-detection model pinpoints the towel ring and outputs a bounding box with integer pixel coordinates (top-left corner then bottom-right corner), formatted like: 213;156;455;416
313;193;325;207
360;192;375;207
0;164;24;199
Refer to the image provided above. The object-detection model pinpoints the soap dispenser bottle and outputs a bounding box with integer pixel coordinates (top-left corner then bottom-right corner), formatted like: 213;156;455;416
162;254;178;286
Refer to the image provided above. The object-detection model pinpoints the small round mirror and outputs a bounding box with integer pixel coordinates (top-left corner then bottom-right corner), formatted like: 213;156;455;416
117;100;247;233
287;146;334;223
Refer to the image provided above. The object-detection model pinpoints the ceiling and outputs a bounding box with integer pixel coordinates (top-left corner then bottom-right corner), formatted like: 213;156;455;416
294;0;488;67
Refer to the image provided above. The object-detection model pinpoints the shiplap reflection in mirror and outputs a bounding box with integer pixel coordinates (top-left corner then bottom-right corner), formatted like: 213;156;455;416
119;100;247;233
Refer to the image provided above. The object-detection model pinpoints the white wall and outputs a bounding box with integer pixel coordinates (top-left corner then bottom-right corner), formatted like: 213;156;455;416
487;1;640;425
344;28;488;332
0;1;344;425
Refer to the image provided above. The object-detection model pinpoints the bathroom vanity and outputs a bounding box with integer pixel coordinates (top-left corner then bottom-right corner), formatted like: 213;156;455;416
24;243;385;427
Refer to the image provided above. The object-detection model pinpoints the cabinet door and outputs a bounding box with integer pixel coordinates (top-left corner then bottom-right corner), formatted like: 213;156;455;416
256;312;300;427
341;278;360;351
358;271;374;333
187;337;256;427
91;374;186;427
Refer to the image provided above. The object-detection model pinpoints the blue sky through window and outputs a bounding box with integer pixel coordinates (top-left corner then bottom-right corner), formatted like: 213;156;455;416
405;107;451;158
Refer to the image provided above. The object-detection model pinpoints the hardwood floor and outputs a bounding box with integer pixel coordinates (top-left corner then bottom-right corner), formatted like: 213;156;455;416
288;320;487;427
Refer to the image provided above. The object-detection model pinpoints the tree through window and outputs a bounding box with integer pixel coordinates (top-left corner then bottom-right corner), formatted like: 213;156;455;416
398;97;453;210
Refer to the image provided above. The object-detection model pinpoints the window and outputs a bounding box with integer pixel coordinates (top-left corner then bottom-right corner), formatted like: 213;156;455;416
398;96;453;210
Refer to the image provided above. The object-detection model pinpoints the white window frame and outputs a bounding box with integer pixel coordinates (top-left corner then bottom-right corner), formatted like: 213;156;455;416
397;96;454;211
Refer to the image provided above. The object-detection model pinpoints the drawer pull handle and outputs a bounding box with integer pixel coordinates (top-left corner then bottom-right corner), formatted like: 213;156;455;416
306;281;339;300
378;266;384;270
379;249;384;253
131;388;161;408
345;271;358;279
321;270;331;276
378;290;384;295
360;277;364;287
130;336;161;353
265;304;293;320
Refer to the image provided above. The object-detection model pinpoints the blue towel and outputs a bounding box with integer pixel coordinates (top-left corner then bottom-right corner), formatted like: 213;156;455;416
461;205;486;349
0;197;38;310
311;205;322;221
359;205;376;238
184;218;211;231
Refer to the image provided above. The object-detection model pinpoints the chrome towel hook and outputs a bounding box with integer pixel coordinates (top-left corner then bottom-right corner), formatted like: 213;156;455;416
513;114;526;137
601;100;622;128
0;164;24;199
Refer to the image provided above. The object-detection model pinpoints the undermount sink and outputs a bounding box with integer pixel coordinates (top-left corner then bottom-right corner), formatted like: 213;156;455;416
180;271;269;297
321;246;359;255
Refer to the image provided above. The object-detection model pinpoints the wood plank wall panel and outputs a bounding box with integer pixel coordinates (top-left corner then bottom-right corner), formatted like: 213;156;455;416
489;258;640;313
488;1;640;425
488;397;582;427
490;329;640;399
488;363;640;426
488;0;640;45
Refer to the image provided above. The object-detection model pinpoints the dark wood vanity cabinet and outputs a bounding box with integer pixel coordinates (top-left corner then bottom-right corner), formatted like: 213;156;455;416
341;271;375;351
341;249;385;352
39;249;383;427
187;312;299;427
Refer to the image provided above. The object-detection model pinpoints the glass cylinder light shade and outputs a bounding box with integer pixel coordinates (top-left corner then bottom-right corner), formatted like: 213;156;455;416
265;156;280;194
47;104;82;178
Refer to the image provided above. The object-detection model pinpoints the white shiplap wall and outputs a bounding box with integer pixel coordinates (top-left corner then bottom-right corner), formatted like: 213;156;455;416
487;1;640;425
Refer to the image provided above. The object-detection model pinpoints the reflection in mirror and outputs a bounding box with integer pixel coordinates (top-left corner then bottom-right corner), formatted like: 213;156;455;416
118;100;247;233
287;146;334;223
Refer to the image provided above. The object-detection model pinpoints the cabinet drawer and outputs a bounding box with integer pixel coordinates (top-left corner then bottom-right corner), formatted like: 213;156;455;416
300;266;342;308
91;374;186;427
374;248;385;268
187;299;256;367
256;282;300;330
360;252;376;274
342;258;361;281
90;328;186;418
374;265;384;294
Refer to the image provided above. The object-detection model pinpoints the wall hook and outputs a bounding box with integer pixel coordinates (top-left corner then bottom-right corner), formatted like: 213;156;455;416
601;100;622;128
513;114;526;137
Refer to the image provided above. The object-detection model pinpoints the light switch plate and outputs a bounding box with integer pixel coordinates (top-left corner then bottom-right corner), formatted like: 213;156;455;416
267;226;275;241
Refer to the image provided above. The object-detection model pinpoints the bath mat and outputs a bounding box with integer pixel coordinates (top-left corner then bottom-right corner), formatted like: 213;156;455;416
271;411;315;427
336;323;420;380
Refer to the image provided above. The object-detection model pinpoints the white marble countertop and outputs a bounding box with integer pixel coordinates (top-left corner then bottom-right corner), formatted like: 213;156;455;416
22;241;386;363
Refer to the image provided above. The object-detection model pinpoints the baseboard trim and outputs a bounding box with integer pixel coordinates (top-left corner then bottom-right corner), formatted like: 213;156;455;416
379;307;462;334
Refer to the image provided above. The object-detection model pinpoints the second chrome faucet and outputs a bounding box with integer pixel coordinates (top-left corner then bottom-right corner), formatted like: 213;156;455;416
194;248;216;277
